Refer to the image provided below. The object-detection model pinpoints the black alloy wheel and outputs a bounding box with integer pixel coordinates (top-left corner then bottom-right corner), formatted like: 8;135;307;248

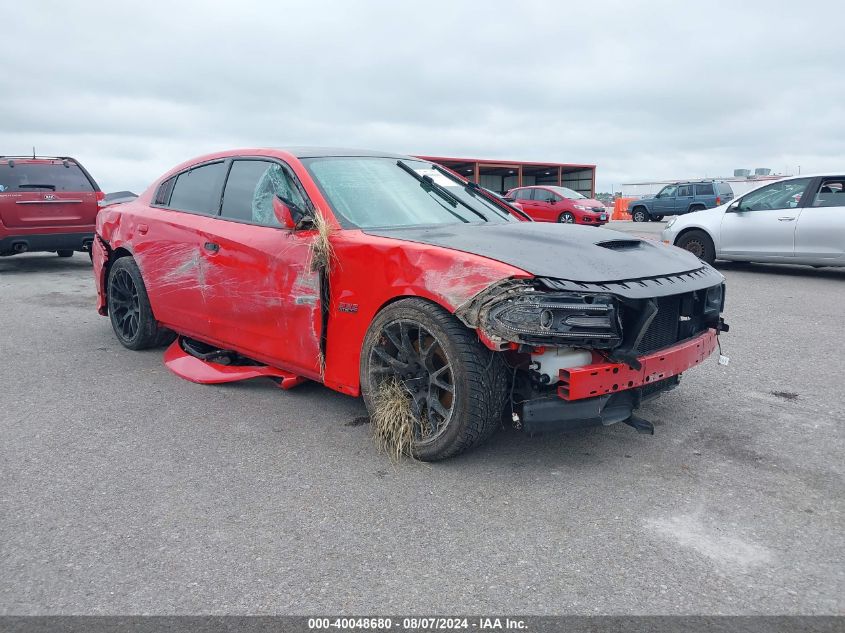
107;256;175;350
369;319;455;445
109;266;141;343
360;298;507;461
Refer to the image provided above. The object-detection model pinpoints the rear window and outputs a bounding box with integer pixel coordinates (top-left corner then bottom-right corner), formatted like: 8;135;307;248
694;183;714;196
0;162;94;193
717;182;734;195
167;162;227;214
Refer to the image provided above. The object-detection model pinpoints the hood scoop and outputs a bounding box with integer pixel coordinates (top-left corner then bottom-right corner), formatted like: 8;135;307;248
595;239;642;250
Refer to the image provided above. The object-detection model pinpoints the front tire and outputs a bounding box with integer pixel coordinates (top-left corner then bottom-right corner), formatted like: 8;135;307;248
631;207;648;223
558;212;575;224
360;298;507;461
57;250;73;258
677;230;716;265
107;256;175;350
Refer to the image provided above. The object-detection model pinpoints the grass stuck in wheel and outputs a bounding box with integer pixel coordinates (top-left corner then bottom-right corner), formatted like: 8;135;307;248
370;377;419;461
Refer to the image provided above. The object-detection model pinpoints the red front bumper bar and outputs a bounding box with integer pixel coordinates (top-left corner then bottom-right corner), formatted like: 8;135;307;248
558;329;718;401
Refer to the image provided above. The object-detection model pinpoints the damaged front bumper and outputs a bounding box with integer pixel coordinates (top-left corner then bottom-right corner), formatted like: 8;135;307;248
519;329;718;435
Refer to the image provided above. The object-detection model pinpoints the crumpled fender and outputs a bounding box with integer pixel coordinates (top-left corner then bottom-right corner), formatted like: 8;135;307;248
321;230;531;396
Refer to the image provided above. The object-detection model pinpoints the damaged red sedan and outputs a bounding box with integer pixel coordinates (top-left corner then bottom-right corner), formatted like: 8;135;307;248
93;148;728;460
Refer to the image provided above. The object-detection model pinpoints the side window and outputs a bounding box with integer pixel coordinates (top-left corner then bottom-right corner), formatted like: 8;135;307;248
220;160;305;227
168;162;227;214
514;189;531;200
657;185;677;198
154;176;176;205
811;178;845;208
737;178;812;211
677;185;692;197
695;183;714;196
534;189;553;202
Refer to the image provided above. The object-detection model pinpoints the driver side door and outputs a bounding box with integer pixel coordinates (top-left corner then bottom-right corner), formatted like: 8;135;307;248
652;185;677;216
200;158;323;378
718;178;812;260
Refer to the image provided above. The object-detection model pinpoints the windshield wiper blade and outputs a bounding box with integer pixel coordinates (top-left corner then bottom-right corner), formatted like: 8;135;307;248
430;164;531;221
19;184;56;190
396;160;488;222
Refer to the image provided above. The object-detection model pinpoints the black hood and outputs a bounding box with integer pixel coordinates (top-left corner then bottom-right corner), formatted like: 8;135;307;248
365;222;705;283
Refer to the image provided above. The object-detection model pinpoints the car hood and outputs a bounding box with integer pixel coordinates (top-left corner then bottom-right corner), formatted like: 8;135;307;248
365;222;705;283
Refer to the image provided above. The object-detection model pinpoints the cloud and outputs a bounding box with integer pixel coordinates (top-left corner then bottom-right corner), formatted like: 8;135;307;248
3;0;842;192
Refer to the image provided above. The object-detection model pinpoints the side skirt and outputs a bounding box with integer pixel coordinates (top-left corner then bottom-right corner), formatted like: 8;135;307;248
162;338;306;390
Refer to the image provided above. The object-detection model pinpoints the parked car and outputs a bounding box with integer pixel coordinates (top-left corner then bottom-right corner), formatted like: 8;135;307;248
629;180;734;222
504;185;608;225
662;174;845;267
0;155;102;257
93;148;727;460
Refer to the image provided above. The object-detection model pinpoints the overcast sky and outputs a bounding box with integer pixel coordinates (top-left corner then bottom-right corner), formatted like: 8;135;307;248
3;0;843;193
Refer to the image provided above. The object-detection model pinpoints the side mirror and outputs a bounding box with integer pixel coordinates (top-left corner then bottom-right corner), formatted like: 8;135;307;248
728;200;742;212
549;198;557;204
272;196;297;229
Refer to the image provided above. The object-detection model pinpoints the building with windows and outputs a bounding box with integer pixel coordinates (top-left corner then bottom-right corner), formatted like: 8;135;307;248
416;155;596;197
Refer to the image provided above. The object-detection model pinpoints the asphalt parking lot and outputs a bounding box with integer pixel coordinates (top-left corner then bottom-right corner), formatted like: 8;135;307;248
1;226;843;615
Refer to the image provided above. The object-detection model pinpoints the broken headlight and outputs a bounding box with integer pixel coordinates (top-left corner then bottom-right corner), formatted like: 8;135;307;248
487;292;622;348
704;283;725;315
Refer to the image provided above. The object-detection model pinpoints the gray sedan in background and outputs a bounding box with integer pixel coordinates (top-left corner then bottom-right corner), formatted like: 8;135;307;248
662;173;845;267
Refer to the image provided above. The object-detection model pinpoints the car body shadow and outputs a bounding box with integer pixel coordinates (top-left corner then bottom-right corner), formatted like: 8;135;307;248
0;253;91;275
715;260;845;279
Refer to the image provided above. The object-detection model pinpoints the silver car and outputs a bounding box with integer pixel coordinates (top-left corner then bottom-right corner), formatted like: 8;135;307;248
661;173;845;267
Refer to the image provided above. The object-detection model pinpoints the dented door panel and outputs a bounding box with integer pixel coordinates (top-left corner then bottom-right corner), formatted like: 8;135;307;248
200;222;323;379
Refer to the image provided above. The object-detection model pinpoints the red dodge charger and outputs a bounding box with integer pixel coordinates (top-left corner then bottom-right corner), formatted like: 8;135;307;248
93;148;727;460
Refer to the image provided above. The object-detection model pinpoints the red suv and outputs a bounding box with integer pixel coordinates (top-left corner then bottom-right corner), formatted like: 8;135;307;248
0;156;102;257
505;185;608;225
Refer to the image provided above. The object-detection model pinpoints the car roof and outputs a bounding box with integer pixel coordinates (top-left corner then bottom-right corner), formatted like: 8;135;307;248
0;156;83;165
277;147;410;159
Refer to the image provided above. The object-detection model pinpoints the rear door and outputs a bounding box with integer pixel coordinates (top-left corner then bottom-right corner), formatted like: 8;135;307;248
0;159;98;229
133;160;228;339
674;184;694;214
530;188;557;221
511;188;537;218
718;177;813;260
201;158;322;376
794;176;845;263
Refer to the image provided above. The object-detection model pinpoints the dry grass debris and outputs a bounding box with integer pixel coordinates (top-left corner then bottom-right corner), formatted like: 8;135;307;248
370;378;417;462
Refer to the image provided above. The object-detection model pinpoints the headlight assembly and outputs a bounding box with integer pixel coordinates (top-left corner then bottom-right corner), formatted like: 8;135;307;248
665;216;678;229
487;292;623;348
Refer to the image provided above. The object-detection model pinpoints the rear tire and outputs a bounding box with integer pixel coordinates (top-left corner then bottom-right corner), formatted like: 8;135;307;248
651;215;664;222
57;250;73;258
688;205;705;214
631;207;648;223
677;230;716;265
360;298;508;461
107;256;175;350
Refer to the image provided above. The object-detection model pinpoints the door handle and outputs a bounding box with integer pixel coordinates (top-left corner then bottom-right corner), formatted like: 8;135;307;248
203;241;220;252
777;217;796;222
